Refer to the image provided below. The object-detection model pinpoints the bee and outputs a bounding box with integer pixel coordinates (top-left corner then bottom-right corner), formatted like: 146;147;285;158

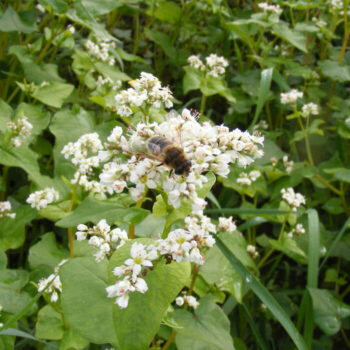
146;136;191;176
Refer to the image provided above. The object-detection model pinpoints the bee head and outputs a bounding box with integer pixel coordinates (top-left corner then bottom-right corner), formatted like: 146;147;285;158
175;160;192;176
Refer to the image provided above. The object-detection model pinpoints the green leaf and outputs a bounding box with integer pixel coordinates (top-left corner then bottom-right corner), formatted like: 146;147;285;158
38;0;68;13
56;197;149;228
215;236;308;350
80;0;120;16
200;75;227;96
0;6;37;33
59;328;89;350
272;23;307;52
49;108;95;179
28;232;69;270
183;66;202;94
333;168;350;183
0;250;7;269
249;68;273;130
0;205;36;250
200;231;257;302
318;60;350;82
35;305;64;340
308;288;350;336
60;257;118;344
31;82;74;108
108;239;191;350
38;201;71;221
197;172;216;198
153;1;181;23
174;295;235;350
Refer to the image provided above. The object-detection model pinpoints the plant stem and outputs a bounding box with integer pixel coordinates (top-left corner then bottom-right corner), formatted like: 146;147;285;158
200;94;207;117
296;116;314;166
128;189;147;239
0;166;9;201
161;330;176;350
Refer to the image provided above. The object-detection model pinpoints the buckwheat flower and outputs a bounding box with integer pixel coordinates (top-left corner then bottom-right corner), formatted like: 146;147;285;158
218;217;236;233
187;55;205;71
258;2;282;13
0;201;16;219
36;3;45;12
287;223;306;238
184;295;200;309
247;244;259;259
249;170;261;182
283;155;294;174
67;25;75;35
329;0;343;10
84;38;116;65
301;103;319;117
205;54;228;77
237;172;252;186
176;296;185;306
37;260;67;302
281;188;306;211
7;116;33;148
26;188;59;210
270;157;278;166
106;278;134;309
125;242;155;282
280;89;303;105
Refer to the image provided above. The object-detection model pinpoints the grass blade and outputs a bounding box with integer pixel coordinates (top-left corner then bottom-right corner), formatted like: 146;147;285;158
249;68;273;131
319;217;350;270
215;235;308;350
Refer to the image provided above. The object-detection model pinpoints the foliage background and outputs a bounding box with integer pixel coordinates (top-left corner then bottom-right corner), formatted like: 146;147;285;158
0;0;350;349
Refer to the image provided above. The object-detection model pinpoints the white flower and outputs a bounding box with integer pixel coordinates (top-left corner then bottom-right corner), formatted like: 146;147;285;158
281;188;306;210
134;277;148;293
125;242;155;281
184;295;199;309
237;172;252;186
0;201;16;219
187;55;205;70
301;103;319;117
176;296;185;306
218;217;237;233
247;244;259;259
7;116;33;147
258;2;282;13
283;155;294;174
280;89;303;105
26;188;59;210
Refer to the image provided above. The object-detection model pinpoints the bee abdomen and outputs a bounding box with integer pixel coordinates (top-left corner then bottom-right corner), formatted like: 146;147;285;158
147;136;172;156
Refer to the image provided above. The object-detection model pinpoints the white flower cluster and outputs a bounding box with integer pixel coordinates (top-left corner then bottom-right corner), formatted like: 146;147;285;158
106;242;157;308
99;109;264;213
0;201;16;219
283;155;294;174
312;17;327;27
280;89;303;105
258;2;282;13
188;54;229;77
246;244;259;259
287;223;305;238
329;0;343;10
62;133;106;195
237;170;261;186
175;295;199;309
106;213;216;308
96;75;122;90
7;116;33;147
113;72;173;117
37;259;68;302
281;188;306;211
76;220;129;262
218;216;237;233
301;103;319;118
36;3;45;12
84;39;116;66
26;188;59;210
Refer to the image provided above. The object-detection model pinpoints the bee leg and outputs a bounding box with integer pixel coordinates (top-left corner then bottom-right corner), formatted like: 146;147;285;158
169;169;173;177
156;163;163;167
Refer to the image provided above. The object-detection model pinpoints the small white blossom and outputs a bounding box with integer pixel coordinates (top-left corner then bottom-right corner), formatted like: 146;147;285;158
280;89;303;105
26;188;59;210
184;295;200;309
7;115;33;147
283;155;294;174
0;201;16;219
218;217;237;233
287;223;306;238
281;188;306;211
176;296;185;306
187;55;205;70
301;103;319;117
258;2;282;13
84;38;116;65
247;244;259;259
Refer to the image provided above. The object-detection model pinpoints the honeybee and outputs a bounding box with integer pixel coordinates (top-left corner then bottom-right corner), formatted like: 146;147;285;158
146;136;191;176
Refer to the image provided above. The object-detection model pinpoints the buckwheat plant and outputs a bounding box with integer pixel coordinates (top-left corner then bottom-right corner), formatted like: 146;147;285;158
6;114;33;148
0;201;15;219
188;54;229;77
26;188;60;210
